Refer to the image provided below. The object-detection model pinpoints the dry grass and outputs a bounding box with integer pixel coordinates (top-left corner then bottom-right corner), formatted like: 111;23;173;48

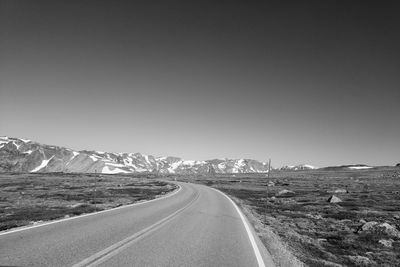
0;173;177;231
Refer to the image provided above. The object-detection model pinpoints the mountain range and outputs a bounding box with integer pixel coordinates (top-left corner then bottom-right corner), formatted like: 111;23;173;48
0;136;275;174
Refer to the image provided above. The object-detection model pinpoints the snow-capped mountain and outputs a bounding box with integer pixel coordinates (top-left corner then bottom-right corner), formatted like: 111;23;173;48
280;164;317;171
0;136;271;174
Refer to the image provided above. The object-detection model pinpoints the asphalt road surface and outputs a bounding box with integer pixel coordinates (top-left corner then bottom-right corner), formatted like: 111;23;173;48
0;182;275;267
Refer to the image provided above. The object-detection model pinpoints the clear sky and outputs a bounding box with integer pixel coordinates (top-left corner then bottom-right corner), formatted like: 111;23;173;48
1;1;399;167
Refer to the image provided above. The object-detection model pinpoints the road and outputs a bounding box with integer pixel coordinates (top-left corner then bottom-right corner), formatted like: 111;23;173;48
0;182;274;267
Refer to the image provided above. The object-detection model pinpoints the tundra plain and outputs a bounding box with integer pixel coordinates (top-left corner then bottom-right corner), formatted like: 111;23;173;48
0;173;177;232
177;167;400;266
1;168;400;266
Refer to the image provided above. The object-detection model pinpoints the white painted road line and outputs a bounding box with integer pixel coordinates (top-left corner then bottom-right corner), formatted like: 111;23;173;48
210;187;266;267
0;183;181;237
72;191;200;267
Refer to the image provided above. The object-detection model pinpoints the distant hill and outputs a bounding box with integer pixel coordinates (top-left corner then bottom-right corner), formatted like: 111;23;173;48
320;164;374;171
0;136;271;174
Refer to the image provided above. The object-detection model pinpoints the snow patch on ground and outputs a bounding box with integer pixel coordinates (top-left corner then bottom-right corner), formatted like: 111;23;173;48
348;166;373;170
24;150;33;155
31;156;54;172
20;138;31;143
300;164;317;169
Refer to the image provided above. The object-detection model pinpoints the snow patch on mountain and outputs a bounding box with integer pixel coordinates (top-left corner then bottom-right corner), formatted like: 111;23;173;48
66;151;80;165
280;164;317;170
89;155;99;162
0;140;8;145
102;166;130;174
105;162;126;168
0;136;272;174
31;156;54;172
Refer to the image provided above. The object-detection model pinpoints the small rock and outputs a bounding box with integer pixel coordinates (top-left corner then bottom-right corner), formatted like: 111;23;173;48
359;219;367;224
378;239;393;248
393;214;400;220
277;189;295;196
306;213;323;220
327;195;342;203
69;203;86;208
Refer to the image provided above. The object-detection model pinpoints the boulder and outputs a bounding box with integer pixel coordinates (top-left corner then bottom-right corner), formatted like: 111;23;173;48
358;222;400;238
358;221;378;232
376;222;400;238
327;195;342;203
347;256;375;266
378;239;393;247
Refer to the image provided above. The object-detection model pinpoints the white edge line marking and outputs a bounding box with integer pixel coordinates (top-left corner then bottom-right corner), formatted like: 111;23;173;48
0;184;181;237
211;187;266;267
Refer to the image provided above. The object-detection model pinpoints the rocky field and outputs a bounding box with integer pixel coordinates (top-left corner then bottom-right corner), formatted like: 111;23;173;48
180;167;400;266
0;173;177;232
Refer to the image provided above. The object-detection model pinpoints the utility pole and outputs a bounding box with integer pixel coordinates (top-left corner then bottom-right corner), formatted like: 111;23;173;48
268;158;271;179
94;169;97;209
264;158;271;225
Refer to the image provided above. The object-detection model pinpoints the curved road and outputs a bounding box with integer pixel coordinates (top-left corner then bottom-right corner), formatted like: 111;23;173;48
0;182;274;267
